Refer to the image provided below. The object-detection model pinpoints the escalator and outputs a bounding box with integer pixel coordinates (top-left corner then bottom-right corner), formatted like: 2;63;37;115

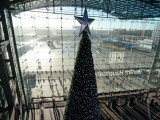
112;99;133;120
123;105;145;120
136;101;160;119
112;106;133;120
100;102;121;120
138;100;160;120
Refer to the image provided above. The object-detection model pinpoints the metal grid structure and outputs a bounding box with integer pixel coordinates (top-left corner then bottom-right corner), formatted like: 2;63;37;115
1;0;160;19
1;0;159;101
0;0;160;119
9;5;159;101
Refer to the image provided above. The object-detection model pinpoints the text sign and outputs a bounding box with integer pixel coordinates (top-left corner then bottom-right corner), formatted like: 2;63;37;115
96;69;142;77
109;52;124;63
96;68;160;77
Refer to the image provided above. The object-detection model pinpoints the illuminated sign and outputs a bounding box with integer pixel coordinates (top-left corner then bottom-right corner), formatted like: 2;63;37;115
109;52;124;63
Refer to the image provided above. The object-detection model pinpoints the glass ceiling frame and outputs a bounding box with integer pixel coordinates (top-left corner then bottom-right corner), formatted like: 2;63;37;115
4;0;160;19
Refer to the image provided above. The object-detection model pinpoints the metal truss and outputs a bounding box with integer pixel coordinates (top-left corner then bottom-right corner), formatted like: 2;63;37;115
148;37;160;84
0;8;28;117
3;0;160;19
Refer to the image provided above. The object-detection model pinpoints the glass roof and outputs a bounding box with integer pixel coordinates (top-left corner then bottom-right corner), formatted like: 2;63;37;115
8;0;160;19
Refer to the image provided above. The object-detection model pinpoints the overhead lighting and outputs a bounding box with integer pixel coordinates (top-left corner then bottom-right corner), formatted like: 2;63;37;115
122;11;127;14
100;0;103;3
111;10;115;14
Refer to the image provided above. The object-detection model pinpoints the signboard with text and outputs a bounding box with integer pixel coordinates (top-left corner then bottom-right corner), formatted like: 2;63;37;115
96;68;160;77
109;52;124;63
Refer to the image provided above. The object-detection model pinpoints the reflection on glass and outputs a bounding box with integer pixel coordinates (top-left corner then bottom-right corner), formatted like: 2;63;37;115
11;7;160;99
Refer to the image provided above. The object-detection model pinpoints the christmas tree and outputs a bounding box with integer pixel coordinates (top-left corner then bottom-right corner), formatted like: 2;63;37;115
64;7;100;120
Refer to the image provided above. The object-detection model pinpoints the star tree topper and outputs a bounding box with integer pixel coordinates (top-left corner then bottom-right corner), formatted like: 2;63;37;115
75;7;95;36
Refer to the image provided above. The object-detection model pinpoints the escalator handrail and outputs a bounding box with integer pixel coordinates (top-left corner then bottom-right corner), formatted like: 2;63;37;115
124;105;145;120
100;101;122;120
115;106;133;120
100;106;111;120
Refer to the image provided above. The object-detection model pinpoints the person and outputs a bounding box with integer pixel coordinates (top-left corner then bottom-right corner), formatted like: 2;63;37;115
149;99;155;108
40;102;45;120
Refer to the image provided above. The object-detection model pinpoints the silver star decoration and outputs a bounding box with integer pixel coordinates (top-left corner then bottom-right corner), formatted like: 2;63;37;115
75;7;95;36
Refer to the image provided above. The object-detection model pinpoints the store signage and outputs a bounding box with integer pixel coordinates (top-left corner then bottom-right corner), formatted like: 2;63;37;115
109;52;124;63
96;68;160;77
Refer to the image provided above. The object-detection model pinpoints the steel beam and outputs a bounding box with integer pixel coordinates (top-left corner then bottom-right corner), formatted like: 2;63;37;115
138;0;160;8
0;10;9;41
7;45;16;79
9;0;34;5
8;10;28;108
148;37;160;83
0;41;9;54
0;52;14;106
1;8;27;109
1;9;16;79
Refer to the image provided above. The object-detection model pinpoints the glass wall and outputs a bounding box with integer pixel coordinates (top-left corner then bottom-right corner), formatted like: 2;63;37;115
3;10;26;105
12;7;160;98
